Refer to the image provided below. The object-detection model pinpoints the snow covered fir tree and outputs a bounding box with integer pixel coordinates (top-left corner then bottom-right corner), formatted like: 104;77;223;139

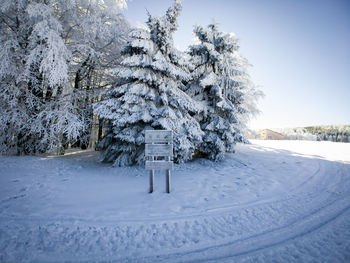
94;0;203;166
187;22;263;161
94;0;262;166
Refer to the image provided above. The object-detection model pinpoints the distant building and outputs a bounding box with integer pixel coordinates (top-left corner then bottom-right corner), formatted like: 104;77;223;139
259;129;285;140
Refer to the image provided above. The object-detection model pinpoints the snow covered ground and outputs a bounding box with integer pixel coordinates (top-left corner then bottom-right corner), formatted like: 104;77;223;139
1;140;350;262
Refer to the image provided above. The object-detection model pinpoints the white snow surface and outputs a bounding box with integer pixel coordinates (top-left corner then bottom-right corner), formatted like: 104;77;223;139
0;140;350;262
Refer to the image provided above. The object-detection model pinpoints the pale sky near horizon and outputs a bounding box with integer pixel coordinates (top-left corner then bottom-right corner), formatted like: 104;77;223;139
122;0;350;130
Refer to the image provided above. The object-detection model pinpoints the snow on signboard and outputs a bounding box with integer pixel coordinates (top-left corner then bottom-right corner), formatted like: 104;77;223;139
145;144;173;157
145;130;172;144
145;130;173;193
145;161;173;170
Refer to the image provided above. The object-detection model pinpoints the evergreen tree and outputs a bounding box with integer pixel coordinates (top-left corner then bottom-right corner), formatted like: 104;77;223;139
187;22;262;160
94;0;203;166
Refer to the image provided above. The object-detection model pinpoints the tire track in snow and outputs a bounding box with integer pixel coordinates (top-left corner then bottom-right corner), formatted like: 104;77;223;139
1;149;350;262
142;159;350;263
144;196;350;263
128;160;350;262
1;179;349;263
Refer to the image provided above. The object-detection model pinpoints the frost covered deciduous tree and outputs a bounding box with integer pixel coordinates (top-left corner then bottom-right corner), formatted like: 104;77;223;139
54;0;130;148
0;0;29;154
0;0;129;154
0;0;81;154
94;0;203;166
187;22;263;160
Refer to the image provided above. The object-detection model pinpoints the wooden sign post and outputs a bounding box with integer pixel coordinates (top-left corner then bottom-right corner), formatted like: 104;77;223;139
145;130;173;193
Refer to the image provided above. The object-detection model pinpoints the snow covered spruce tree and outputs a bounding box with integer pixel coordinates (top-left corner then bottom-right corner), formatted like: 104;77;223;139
94;0;203;166
187;22;262;160
0;0;84;154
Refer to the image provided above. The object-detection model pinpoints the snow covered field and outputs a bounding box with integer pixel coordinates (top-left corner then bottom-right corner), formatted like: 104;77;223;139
1;140;350;262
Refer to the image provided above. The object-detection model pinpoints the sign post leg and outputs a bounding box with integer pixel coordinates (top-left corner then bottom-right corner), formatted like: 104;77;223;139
149;170;154;193
166;169;170;193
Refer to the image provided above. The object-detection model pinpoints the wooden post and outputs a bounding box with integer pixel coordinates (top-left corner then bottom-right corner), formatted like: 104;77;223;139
166;156;171;193
149;156;154;193
149;169;154;193
166;169;170;193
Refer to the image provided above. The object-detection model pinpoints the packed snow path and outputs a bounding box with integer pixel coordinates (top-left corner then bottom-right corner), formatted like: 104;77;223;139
1;140;350;262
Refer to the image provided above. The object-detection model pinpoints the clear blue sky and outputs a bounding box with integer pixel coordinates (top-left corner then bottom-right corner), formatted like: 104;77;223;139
122;0;350;129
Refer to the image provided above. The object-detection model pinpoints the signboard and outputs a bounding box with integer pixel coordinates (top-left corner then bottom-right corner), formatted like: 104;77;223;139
145;161;173;170
145;144;173;157
145;130;172;144
145;129;173;193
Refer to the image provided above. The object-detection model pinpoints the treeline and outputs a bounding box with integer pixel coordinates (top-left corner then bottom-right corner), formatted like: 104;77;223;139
274;125;350;142
1;0;263;165
305;125;350;142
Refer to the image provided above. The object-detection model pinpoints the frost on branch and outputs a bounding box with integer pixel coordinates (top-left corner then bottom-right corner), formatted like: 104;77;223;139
27;2;70;87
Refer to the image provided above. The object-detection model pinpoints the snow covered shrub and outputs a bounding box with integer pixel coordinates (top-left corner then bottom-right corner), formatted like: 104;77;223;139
187;22;263;161
94;0;203;166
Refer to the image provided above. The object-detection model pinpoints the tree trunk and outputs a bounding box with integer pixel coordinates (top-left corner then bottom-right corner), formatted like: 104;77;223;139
88;115;99;149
